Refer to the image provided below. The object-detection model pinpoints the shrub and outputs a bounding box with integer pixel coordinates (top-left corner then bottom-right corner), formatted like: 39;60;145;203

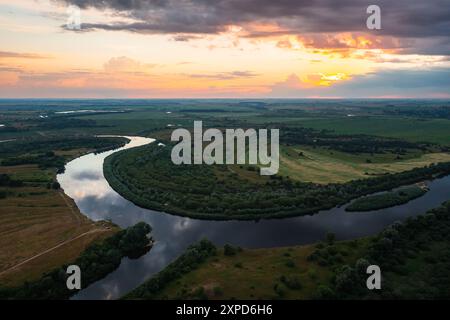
280;275;302;290
224;244;237;256
285;259;296;268
314;285;335;300
213;286;223;296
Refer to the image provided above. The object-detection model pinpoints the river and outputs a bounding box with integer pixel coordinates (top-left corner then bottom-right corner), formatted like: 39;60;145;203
57;136;450;300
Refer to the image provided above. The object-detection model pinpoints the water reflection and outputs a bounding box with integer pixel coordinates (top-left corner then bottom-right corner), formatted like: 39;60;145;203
57;137;450;299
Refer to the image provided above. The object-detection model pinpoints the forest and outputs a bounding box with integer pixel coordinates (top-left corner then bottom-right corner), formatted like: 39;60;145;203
322;201;450;299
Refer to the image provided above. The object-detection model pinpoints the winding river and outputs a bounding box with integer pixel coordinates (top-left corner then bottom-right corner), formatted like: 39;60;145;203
57;136;450;300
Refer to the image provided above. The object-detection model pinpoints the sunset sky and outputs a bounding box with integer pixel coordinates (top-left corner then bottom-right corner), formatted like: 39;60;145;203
0;0;449;98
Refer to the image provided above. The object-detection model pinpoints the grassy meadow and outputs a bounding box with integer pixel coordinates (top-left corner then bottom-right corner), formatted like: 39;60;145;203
150;239;370;300
279;146;450;184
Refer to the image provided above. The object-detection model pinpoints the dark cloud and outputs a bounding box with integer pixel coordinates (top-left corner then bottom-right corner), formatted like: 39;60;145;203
57;0;450;55
58;1;450;36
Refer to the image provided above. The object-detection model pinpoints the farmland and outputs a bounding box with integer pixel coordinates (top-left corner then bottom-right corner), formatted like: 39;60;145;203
0;136;127;287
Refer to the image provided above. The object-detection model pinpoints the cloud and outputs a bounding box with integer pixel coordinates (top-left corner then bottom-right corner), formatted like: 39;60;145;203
0;56;158;93
103;56;156;73
171;34;202;41
56;0;450;57
269;68;450;98
185;70;259;80
59;0;449;36
0;51;50;59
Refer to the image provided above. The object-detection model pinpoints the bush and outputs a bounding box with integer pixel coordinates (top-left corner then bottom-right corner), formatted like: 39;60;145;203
308;269;318;280
224;244;237;256
326;232;336;245
273;283;285;297
0;174;23;187
285;259;296;268
335;265;358;293
280;275;302;290
213;286;223;296
314;285;335;300
51;181;60;190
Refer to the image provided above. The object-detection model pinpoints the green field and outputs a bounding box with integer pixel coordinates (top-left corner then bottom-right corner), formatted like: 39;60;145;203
142;240;370;300
297;117;450;145
279;146;450;184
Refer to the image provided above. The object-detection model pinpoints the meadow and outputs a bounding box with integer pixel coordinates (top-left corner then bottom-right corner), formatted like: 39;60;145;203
279;145;450;184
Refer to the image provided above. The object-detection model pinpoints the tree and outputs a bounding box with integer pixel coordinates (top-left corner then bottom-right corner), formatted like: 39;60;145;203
335;265;358;293
326;232;336;245
224;244;237;256
314;285;335;300
51;181;61;189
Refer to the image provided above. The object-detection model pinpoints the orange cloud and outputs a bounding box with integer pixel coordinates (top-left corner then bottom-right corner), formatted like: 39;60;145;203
275;72;351;89
274;33;408;60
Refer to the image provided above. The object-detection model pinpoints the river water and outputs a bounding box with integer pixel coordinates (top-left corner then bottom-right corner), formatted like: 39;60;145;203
57;136;450;300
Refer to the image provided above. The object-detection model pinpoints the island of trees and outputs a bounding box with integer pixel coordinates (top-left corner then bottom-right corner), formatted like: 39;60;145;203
345;185;428;212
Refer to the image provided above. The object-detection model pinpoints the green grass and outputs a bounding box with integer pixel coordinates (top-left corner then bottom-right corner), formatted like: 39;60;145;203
297;117;450;145
129;239;371;300
279;145;450;184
